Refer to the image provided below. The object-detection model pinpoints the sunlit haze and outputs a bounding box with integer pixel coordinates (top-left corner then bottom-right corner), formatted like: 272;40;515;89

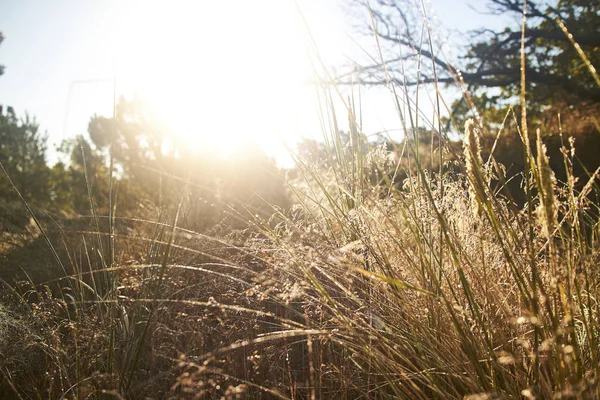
111;1;325;160
0;0;352;166
0;0;510;166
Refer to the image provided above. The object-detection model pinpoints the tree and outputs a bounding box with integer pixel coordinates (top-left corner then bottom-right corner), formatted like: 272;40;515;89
0;106;51;205
343;0;600;131
87;97;170;183
55;135;115;214
0;32;66;213
86;98;289;232
0;32;97;215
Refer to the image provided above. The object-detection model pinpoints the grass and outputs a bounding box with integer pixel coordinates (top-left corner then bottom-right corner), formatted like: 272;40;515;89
1;2;600;399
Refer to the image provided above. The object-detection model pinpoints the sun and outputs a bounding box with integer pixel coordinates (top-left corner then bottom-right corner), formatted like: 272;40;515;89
109;0;328;162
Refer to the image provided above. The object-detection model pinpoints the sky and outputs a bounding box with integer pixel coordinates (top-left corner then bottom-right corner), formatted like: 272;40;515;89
0;0;514;167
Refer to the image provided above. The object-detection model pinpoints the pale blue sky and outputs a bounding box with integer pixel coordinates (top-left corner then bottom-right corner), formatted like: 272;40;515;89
0;0;513;166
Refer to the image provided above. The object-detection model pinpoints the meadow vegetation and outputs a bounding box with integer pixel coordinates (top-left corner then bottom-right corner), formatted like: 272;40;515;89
1;0;600;398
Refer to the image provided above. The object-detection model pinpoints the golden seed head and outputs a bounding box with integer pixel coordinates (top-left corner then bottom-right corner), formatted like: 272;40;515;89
535;128;557;239
464;119;485;216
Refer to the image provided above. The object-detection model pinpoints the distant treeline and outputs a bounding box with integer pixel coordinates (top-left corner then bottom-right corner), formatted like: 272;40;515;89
0;100;289;234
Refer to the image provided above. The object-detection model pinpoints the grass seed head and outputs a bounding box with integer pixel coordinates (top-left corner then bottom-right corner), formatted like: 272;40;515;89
464;118;485;216
535;128;557;240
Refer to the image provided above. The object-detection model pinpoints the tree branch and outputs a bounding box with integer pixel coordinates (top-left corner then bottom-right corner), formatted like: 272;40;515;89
339;65;600;103
485;28;600;47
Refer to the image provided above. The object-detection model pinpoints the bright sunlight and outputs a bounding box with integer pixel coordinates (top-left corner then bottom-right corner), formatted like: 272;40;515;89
110;0;332;160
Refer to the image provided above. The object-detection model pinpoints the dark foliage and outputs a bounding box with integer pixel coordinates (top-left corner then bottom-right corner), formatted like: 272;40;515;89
343;0;600;132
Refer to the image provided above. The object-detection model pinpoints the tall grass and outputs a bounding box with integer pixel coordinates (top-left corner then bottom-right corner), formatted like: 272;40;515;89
239;1;600;397
1;1;600;398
